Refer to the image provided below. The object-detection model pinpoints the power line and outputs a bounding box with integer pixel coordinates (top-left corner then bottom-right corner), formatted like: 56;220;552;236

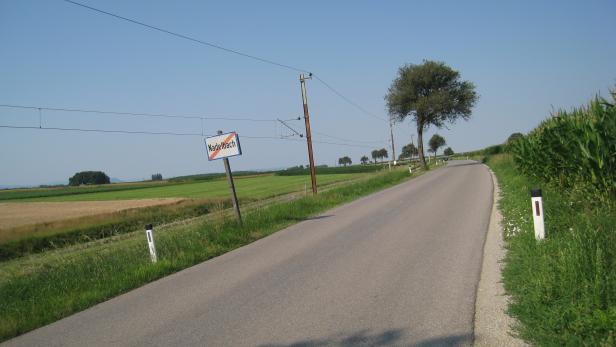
0;104;277;123
312;130;387;145
62;0;310;74
60;0;387;124
313;75;387;122
0;125;373;149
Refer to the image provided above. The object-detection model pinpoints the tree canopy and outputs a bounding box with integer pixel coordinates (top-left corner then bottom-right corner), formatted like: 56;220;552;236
69;171;110;186
385;60;477;167
428;134;446;156
443;147;454;156
371;150;379;163
360;155;369;165
400;143;418;159
338;156;352;166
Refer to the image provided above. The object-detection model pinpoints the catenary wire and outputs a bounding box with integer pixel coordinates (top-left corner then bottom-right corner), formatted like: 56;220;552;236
60;0;387;124
0;124;376;148
0;104;277;123
62;0;310;74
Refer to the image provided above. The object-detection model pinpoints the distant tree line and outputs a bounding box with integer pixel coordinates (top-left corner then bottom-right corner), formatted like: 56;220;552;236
151;173;163;181
69;171;110;186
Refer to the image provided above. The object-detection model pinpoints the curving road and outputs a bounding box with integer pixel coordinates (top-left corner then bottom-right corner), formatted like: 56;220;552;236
4;160;493;347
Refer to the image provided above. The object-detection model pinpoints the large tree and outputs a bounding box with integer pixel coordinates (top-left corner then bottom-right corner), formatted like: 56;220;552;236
360;155;369;165
338;156;352;166
371;149;379;164
400;143;418;160
69;171;110;186
385;60;477;167
443;147;454;156
378;148;388;162
428;134;446;161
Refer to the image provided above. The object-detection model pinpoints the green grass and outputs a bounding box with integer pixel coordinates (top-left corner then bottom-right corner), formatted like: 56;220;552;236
10;174;364;202
488;154;616;346
276;164;384;176
0;174;368;260
0;199;218;261
0;168;415;342
0;181;170;201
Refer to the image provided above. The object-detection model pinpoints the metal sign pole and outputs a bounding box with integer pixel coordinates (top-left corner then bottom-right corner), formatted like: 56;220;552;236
218;130;242;225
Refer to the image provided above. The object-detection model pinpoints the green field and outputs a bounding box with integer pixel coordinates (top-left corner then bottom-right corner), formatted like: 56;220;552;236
0;168;415;341
7;174;366;202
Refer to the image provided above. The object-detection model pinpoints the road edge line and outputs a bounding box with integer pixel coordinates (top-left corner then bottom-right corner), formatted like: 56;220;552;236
473;165;529;347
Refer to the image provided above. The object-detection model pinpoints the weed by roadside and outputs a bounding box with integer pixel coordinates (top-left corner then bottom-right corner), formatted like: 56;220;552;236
488;154;616;346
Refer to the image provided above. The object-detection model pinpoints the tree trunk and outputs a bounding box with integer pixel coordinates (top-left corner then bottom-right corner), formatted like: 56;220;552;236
417;124;426;168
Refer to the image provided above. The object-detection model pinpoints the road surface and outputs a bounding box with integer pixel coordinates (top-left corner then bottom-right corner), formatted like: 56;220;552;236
4;160;493;347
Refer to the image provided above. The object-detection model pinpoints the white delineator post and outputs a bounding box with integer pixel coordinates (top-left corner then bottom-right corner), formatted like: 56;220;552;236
530;189;545;240
144;224;157;263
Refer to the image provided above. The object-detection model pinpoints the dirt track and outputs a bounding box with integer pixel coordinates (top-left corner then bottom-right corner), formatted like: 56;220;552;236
0;198;184;230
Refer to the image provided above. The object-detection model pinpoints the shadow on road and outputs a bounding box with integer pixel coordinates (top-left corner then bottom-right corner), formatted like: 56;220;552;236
413;333;473;346
446;161;482;168
258;329;472;347
257;328;404;347
288;214;334;222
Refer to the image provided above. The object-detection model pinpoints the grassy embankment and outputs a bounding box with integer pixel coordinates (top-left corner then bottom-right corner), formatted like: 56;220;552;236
0;173;365;260
487;94;615;346
0;167;416;341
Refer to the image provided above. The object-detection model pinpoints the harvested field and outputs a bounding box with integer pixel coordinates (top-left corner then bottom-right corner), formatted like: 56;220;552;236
0;198;184;231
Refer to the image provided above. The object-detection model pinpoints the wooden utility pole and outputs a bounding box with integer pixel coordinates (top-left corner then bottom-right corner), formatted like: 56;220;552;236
300;73;317;195
218;130;242;225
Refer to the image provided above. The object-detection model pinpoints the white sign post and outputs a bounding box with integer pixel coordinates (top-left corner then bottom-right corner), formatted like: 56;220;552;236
530;188;545;240
205;131;243;225
144;224;157;263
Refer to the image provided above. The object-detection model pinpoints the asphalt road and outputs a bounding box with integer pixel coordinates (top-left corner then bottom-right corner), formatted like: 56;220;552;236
4;160;493;347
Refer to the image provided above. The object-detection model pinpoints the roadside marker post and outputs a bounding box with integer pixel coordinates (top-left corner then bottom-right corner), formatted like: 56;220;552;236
530;188;545;240
205;131;243;225
144;224;157;263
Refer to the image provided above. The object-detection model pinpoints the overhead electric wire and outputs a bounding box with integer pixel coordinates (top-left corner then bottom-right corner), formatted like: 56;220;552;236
62;0;310;74
0;125;373;149
60;0;387;124
0;104;277;123
312;75;387;122
312;130;387;145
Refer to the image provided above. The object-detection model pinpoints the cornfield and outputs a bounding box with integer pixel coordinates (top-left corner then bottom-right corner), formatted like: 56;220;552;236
511;93;616;201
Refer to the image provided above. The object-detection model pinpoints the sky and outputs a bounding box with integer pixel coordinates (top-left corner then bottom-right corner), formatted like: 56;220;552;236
1;0;615;187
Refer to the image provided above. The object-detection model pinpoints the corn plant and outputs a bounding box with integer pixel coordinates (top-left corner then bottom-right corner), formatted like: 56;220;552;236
511;93;616;201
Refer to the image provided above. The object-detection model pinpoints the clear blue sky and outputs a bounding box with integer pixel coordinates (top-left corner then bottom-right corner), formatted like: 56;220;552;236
1;0;614;186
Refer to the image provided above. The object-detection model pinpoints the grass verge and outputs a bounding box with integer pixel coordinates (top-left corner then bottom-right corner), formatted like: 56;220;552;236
0;167;415;342
0;199;219;261
487;154;616;346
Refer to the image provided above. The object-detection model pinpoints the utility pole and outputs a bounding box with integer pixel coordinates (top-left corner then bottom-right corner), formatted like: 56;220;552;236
300;73;317;195
389;119;396;165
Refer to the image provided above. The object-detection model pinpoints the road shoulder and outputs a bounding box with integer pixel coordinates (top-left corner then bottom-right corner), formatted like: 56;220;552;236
473;166;528;347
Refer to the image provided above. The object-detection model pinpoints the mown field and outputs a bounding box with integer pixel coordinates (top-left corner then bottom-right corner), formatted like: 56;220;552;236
1;173;366;202
0;173;371;260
